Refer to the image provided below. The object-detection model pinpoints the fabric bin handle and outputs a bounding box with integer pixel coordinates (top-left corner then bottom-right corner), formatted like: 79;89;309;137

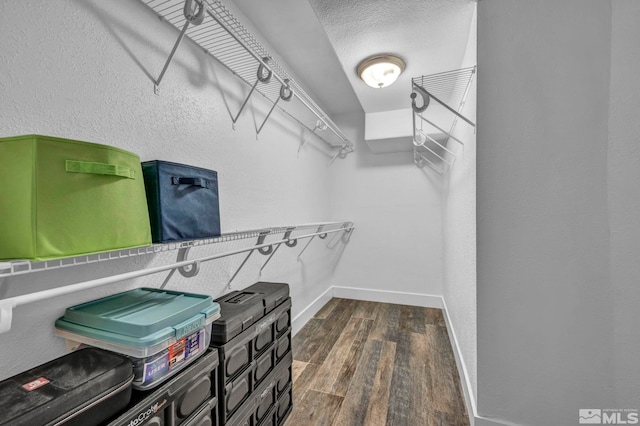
171;176;211;189
65;160;135;179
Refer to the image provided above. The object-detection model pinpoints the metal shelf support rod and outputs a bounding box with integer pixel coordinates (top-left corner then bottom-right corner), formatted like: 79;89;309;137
412;83;475;127
226;249;254;288
258;243;282;276
416;114;466;147
154;0;207;92
415;151;444;174
255;95;281;136
416;129;457;158
297;225;324;260
154;20;190;92
231;78;260;124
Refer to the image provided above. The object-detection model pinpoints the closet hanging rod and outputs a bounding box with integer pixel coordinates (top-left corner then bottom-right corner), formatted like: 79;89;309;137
0;224;354;334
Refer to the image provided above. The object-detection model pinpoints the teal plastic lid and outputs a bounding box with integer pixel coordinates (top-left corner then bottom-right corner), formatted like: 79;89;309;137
55;288;220;348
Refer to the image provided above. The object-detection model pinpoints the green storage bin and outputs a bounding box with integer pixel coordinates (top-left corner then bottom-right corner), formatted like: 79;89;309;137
0;134;152;261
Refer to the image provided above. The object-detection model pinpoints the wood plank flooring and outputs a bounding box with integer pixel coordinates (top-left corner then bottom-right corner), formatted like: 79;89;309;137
284;298;469;426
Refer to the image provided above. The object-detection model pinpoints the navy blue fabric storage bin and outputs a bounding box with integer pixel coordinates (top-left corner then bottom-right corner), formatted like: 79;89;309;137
141;160;221;243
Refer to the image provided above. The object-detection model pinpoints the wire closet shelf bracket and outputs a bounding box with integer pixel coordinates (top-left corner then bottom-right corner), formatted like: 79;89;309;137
143;0;353;159
411;66;476;174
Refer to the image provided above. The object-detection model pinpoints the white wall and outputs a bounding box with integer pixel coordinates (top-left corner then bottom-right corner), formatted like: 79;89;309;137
477;1;619;425
609;0;640;407
0;0;349;381
329;112;443;305
441;4;477;414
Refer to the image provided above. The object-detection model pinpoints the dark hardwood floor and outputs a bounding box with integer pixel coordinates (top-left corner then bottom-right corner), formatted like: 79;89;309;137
284;298;470;426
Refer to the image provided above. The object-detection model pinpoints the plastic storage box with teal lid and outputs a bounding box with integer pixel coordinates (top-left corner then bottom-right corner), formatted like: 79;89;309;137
55;288;221;390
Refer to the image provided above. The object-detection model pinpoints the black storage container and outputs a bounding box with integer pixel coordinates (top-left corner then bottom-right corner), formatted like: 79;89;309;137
213;299;291;385
275;331;291;365
211;282;291;426
275;384;293;426
0;348;133;426
183;397;218;426
107;349;219;426
141;160;221;243
224;353;292;426
273;361;292;400
219;337;285;421
220;363;253;421
210;282;289;344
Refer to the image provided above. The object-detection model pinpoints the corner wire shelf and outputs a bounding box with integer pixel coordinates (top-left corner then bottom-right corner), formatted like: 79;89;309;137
142;0;353;160
0;221;354;333
410;66;476;174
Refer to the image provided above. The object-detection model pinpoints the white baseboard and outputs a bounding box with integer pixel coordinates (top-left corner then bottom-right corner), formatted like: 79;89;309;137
291;286;334;337
474;417;521;426
440;298;520;426
332;286;443;308
441;297;477;426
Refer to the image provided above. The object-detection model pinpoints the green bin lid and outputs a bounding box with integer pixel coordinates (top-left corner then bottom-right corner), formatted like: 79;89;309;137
55;288;220;348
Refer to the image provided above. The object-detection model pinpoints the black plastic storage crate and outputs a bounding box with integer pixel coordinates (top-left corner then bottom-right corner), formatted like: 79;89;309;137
210;282;292;425
275;331;291;365
106;349;219;426
0;348;133;426
214;299;291;385
275;383;292;425
224;352;292;426
183;397;218;426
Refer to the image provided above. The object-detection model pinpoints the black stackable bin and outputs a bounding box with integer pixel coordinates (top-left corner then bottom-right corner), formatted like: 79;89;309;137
0;348;134;426
224;353;292;426
106;349;219;426
210;282;293;426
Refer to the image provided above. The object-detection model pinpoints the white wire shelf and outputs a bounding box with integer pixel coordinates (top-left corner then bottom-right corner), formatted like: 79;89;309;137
411;66;476;174
141;0;353;158
0;221;352;278
0;221;354;333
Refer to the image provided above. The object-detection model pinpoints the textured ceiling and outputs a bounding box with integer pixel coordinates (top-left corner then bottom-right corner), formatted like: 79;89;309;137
231;0;475;115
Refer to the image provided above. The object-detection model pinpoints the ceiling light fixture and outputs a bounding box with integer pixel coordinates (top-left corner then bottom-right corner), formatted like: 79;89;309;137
357;54;406;89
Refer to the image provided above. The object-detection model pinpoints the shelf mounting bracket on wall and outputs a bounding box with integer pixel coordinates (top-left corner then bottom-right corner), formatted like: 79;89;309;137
297;225;326;260
153;0;207;95
259;227;296;275
326;222;354;249
176;245;200;278
231;58;272;129
255;79;293;138
227;230;271;288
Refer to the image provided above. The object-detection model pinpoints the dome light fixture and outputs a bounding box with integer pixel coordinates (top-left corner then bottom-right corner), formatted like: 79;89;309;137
357;54;406;89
